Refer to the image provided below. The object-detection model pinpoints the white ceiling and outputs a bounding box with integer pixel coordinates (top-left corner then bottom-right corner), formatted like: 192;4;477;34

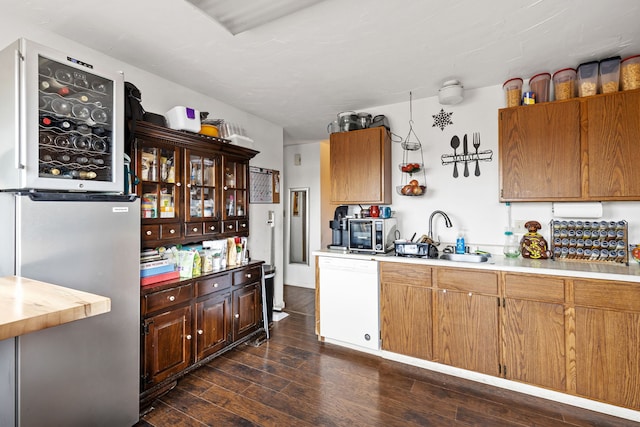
4;0;640;144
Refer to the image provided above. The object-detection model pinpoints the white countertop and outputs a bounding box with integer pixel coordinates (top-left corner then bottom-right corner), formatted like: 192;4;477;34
313;249;640;283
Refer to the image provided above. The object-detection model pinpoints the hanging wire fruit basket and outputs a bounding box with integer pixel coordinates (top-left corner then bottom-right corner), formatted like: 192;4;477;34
397;92;427;196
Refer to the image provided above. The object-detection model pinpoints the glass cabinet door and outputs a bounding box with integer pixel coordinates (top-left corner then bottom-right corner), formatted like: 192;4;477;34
139;146;179;220
223;159;247;218
186;151;219;221
38;54;116;183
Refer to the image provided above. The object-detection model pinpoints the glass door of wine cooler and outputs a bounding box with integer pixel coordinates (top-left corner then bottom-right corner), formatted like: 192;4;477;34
0;38;124;192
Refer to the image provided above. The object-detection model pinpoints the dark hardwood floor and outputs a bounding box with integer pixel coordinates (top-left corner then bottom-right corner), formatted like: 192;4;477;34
135;285;638;427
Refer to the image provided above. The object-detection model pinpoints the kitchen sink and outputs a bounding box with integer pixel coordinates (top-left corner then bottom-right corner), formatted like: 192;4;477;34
440;253;489;263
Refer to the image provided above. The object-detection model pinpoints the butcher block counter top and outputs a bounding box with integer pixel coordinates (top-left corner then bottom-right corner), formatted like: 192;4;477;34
0;276;111;341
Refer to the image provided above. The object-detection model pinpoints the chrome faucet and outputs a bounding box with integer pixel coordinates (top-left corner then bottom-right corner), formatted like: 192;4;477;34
428;210;453;246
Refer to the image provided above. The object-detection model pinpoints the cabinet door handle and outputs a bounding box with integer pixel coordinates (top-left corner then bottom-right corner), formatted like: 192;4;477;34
468;292;473;297
197;329;203;335
234;314;240;319
146;230;152;236
176;182;181;187
169;295;175;301
186;334;192;340
186;183;191;188
223;186;228;190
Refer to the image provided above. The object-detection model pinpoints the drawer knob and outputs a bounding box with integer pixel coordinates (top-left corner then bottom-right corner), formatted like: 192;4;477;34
146;230;152;235
169;295;175;301
169;229;176;234
186;334;192;340
241;223;247;228
210;226;215;231
227;224;234;230
468;292;473;297
197;329;203;335
186;183;191;188
246;273;252;278
193;227;198;232
176;182;181;187
214;283;219;288
234;314;240;319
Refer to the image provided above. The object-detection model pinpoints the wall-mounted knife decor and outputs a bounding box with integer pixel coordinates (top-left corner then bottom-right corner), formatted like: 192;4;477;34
441;132;493;178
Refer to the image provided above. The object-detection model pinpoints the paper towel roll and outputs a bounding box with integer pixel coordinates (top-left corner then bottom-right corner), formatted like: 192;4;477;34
552;202;603;218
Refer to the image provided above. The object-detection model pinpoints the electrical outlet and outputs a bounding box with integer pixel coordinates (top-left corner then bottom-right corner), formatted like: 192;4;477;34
513;219;527;231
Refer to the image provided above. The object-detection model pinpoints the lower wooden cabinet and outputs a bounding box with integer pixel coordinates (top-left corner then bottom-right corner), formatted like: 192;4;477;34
502;274;566;390
434;268;500;375
380;263;433;360
142;305;192;387
140;262;263;401
195;292;231;361
573;279;640;409
436;289;500;375
377;261;640;411
233;282;261;341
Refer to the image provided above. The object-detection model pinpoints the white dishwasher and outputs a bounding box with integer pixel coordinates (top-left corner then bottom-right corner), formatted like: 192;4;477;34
318;256;379;351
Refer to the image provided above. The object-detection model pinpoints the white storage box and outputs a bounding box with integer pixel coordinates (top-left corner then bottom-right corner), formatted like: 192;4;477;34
164;106;201;132
227;134;254;148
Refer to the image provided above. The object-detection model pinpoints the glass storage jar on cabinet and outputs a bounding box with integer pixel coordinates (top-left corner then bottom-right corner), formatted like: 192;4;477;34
185;150;219;222
139;145;179;220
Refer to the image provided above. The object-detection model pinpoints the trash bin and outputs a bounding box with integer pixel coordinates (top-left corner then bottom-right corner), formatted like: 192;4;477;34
263;264;275;324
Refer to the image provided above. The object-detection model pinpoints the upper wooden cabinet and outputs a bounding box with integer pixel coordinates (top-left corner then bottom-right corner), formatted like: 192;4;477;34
330;127;392;204
499;89;640;201
586;90;640;199
132;121;258;248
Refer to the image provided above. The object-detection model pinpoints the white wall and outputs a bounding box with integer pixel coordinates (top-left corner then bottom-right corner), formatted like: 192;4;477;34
286;85;640;287
283;143;322;289
0;17;286;307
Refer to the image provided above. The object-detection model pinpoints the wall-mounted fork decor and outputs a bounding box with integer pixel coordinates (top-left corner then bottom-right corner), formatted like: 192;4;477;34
441;132;493;178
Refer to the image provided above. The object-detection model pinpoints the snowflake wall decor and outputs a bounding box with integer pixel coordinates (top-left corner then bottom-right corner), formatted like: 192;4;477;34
432;108;453;131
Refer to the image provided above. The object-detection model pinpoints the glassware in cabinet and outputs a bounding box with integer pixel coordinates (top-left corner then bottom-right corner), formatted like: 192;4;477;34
185;150;219;222
138;145;179;220
223;159;247;218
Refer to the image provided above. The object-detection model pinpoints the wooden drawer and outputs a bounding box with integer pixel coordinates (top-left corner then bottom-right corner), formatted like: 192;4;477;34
222;220;237;233
203;220;220;235
160;222;181;239
505;274;565;303
233;265;262;286
142;224;160;240
574;279;640;311
185;221;203;237
380;261;432;287
143;283;193;315
195;273;232;297
436;268;498;295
